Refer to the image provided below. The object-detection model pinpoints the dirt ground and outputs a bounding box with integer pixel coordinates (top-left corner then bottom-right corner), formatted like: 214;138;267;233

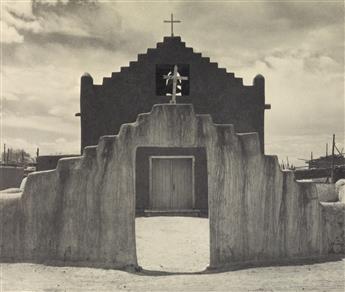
1;217;344;292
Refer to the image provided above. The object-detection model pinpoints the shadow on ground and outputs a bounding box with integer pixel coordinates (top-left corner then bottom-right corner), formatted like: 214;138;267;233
133;254;345;277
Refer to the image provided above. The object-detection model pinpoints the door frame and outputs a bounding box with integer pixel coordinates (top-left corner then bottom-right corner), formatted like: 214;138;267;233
149;155;196;209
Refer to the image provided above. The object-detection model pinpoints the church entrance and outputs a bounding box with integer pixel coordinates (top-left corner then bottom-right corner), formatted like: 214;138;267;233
149;156;194;210
135;147;208;216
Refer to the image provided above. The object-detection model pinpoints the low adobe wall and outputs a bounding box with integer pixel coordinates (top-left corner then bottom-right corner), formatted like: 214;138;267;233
336;179;345;203
0;166;24;191
321;202;345;254
0;104;344;269
314;183;338;202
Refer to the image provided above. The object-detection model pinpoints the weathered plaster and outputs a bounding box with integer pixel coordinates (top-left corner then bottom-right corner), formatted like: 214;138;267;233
314;183;338;202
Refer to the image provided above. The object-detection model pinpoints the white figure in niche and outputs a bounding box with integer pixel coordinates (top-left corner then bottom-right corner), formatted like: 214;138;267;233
163;65;188;104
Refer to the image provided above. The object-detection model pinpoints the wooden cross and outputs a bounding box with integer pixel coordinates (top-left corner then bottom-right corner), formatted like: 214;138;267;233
164;13;181;37
163;65;188;104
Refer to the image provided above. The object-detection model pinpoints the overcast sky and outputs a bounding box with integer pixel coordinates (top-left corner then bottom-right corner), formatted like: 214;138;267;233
1;0;344;166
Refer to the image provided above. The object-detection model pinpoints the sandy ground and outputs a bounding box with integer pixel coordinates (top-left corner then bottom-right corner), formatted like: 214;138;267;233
1;217;344;292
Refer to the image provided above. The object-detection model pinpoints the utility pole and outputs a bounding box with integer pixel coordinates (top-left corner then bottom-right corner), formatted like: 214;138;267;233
331;134;335;183
2;144;5;163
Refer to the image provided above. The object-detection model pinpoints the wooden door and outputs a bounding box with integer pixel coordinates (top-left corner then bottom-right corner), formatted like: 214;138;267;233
150;157;193;210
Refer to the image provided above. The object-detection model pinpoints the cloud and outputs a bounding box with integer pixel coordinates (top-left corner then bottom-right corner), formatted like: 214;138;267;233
176;1;343;66
3;114;77;136
235;51;344;136
267;2;344;28
35;0;70;6
1;20;24;43
3;1;36;20
1;0;95;45
1;2;40;45
2;2;42;34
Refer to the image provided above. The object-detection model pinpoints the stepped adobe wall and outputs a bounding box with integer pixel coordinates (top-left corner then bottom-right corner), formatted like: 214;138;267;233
0;104;343;269
80;36;269;153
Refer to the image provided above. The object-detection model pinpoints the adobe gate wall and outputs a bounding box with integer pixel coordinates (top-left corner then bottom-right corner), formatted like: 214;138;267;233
0;104;343;269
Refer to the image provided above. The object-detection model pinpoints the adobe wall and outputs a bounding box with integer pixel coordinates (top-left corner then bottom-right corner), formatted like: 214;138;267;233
336;179;345;203
0;104;343;269
0;152;137;268
315;183;338;202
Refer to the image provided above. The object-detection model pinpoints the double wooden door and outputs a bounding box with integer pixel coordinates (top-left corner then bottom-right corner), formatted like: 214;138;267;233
150;156;194;210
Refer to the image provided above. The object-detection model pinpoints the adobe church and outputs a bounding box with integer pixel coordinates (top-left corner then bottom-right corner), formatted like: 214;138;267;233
77;16;270;215
78;22;271;153
1;16;342;270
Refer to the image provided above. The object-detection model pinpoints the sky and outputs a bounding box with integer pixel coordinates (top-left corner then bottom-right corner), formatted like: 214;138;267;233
1;0;344;166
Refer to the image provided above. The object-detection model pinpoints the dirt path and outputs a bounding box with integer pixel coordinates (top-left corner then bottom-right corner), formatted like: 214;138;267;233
136;217;210;272
1;217;344;291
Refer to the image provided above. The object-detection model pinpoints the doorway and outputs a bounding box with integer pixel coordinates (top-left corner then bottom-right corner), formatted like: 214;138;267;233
135;150;209;272
149;156;194;210
135;147;208;216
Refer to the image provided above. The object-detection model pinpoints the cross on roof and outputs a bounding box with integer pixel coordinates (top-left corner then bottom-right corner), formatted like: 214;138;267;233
164;13;181;37
163;65;188;104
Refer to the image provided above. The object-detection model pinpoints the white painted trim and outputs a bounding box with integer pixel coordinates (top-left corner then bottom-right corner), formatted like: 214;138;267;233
149;155;195;209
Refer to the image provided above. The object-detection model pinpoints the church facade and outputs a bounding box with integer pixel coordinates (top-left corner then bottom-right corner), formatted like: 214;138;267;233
78;36;271;215
79;36;271;153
